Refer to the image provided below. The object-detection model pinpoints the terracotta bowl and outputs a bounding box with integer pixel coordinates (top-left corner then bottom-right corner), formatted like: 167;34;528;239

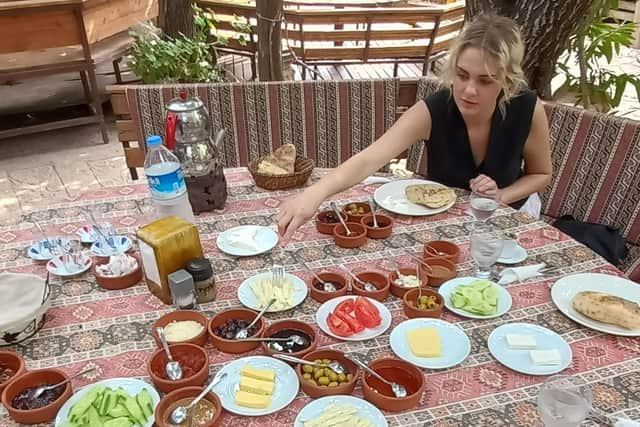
1;368;72;424
423;240;461;264
148;343;209;394
208;308;265;354
93;253;143;290
389;267;429;298
315;210;348;235
422;257;457;287
341;202;371;223
361;357;425;412
402;288;444;319
360;214;393;239
261;319;317;359
92;249;137;268
155;385;222;427
0;351;26;395
309;271;349;303
333;223;367;249
351;271;390;301
152;310;209;348
295;349;359;398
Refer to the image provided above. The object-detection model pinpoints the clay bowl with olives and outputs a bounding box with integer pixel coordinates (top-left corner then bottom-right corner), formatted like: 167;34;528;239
360;213;393;239
295;349;359;398
332;222;367;249
309;271;349;303
315;210;348;235
208;308;266;354
148;343;209;394
341;202;371;223
155;385;222;427
402;288;443;319
351;271;390;302
361;357;425;412
1;368;72;424
389;267;429;298
261;319;317;358
152;310;209;348
421;257;456;287
0;350;26;394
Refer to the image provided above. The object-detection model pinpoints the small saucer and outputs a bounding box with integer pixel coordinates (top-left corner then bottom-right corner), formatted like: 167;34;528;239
497;244;528;264
47;254;92;277
90;236;133;257
28;238;71;261
76;225;98;244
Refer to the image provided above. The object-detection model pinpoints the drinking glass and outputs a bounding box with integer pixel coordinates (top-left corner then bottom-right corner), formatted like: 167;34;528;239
469;190;500;222
537;375;593;427
469;223;504;279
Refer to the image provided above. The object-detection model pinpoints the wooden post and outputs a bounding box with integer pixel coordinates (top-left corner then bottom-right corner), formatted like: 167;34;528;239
257;0;284;81
160;0;195;38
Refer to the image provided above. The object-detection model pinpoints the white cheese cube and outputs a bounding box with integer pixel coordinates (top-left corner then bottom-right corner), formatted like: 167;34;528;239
506;334;537;350
529;349;561;366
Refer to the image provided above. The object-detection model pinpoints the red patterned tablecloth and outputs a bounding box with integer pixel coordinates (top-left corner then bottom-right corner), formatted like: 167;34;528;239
0;168;639;427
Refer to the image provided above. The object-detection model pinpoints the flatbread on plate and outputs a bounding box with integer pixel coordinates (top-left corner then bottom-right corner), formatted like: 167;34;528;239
405;184;456;208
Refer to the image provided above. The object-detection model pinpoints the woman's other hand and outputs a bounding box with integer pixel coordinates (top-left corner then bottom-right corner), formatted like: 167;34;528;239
470;174;500;198
277;190;323;244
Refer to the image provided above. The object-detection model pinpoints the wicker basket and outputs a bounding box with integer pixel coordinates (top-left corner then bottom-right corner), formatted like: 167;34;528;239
249;156;315;190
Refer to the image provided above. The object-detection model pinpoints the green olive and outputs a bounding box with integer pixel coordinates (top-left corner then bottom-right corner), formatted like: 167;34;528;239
302;365;313;374
337;373;346;382
314;359;323;364
346;373;354;381
314;369;323;380
318;376;330;386
303;373;311;380
328;381;338;387
328;371;338;382
322;359;331;364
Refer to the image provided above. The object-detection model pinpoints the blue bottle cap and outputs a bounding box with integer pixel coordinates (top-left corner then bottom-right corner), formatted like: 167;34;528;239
146;135;162;146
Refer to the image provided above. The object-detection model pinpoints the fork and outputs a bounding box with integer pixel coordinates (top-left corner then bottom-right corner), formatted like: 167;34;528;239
272;264;285;298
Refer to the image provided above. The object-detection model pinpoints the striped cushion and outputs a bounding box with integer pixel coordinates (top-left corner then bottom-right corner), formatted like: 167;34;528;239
620;244;640;283
125;79;398;169
405;77;441;176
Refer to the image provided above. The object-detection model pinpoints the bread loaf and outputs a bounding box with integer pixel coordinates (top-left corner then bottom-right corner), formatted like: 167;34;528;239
572;291;640;330
257;144;296;175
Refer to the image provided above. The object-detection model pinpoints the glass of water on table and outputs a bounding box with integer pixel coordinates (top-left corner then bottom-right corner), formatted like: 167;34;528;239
470;189;500;222
537;375;593;427
469;223;504;279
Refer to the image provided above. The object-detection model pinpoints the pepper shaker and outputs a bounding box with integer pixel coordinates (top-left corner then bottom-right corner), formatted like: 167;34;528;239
168;269;198;309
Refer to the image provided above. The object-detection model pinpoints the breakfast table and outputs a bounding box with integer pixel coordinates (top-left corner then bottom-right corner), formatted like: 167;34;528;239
0;167;638;427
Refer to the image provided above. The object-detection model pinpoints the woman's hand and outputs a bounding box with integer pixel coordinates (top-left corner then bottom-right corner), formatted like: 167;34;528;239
470;174;500;199
277;190;323;243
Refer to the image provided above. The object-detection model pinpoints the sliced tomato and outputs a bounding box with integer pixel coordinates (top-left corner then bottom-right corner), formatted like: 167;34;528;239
335;299;356;317
327;312;354;337
355;296;381;328
334;310;364;334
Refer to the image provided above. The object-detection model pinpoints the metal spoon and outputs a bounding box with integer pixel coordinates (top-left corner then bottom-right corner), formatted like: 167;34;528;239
425;245;446;257
345;355;407;398
330;202;352;236
156;327;183;381
337;264;377;292
169;372;228;425
273;354;346;375
367;198;379;228
300;261;336;292
30;367;96;400
234;298;276;340
240;335;308;345
402;250;434;274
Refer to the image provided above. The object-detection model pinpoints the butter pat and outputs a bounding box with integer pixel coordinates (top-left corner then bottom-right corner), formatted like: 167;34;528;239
241;366;276;382
239;376;275;395
235;390;271;409
407;327;441;358
506;334;537;350
529;349;561;365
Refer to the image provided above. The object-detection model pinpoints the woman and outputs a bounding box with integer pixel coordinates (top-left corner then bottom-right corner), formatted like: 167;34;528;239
277;14;552;242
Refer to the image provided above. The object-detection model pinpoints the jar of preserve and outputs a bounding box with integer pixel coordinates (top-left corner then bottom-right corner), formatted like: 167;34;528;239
185;257;216;303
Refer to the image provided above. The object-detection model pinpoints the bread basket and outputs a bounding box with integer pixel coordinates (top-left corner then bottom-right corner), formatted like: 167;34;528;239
0;272;51;346
248;156;314;190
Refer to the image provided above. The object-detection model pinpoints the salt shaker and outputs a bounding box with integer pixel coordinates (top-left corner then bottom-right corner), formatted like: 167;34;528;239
168;269;198;309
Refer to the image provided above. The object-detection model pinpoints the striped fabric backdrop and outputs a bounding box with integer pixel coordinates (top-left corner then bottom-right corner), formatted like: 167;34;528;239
125;79;398;169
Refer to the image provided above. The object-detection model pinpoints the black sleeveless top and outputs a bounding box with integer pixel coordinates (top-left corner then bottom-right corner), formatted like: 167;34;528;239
423;88;537;209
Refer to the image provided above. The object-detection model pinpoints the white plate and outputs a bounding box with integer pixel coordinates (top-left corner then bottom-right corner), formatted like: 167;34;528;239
373;179;456;217
439;276;513;319
238;271;308;312
28;238;71;261
76;225;99;244
55;377;160;427
294;395;388;427
551;273;640;337
213;355;298;417
90;236;133;257
217;225;279;257
488;323;572;375
46;254;92;277
315;296;392;341
497;244;528;264
390;318;470;369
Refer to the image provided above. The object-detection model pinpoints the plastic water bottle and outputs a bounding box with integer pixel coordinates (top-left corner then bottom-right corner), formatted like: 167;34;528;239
143;135;195;223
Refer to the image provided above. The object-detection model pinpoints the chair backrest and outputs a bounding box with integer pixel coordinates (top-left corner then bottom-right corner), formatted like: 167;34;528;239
122;79;397;170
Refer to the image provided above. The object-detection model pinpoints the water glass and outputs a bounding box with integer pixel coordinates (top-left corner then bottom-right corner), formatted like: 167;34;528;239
470;223;504;279
470;190;500;222
537;375;593;427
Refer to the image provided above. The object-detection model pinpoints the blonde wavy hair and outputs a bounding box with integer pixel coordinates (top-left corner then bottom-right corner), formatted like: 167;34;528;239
442;14;527;106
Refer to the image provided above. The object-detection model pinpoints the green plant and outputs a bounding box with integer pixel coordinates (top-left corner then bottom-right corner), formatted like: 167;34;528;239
555;0;640;112
129;4;251;84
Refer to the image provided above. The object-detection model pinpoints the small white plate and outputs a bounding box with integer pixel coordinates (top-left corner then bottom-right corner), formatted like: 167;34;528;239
551;273;640;337
76;225;99;244
315;296;392;341
497;244;528;264
488;323;572;376
238;271;308;312
373;179;456;217
47;254;92;277
390;318;470;369
439;276;513;319
90;236;133;257
217;225;279;257
213;355;299;417
294;395;388;427
28;238;71;261
55;377;160;427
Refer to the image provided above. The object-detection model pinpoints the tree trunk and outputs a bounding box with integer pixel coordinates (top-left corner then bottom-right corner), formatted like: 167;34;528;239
160;0;195;39
257;0;284;81
465;0;597;99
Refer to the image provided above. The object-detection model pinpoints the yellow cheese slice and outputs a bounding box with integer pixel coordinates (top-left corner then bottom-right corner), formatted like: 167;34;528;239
235;390;272;409
407;327;441;357
241;365;276;382
239;375;275;395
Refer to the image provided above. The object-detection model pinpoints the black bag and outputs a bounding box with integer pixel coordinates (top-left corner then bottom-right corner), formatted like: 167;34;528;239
553;215;628;266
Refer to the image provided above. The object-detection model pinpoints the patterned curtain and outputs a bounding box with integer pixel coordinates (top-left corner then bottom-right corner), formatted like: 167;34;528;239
405;77;443;176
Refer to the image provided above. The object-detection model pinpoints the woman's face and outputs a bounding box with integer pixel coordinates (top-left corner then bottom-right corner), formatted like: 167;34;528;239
452;47;502;118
